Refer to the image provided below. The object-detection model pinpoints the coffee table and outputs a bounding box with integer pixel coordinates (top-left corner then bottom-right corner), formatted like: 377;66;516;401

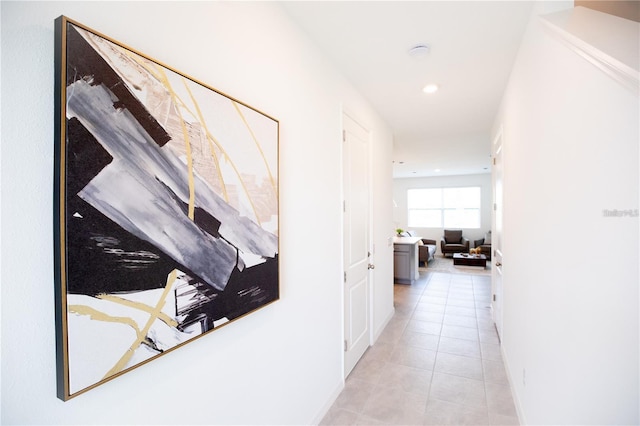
453;253;487;268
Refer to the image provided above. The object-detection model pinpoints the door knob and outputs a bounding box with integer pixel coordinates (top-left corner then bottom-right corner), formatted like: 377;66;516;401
495;262;502;267
368;264;375;270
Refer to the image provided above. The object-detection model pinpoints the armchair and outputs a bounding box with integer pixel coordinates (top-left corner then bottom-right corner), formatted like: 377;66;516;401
440;230;469;257
474;231;492;260
419;239;436;266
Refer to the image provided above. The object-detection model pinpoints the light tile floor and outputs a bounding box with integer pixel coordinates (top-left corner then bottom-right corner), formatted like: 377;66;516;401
321;270;519;425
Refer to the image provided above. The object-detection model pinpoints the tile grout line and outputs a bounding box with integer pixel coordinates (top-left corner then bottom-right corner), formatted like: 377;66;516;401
423;270;450;418
471;274;492;420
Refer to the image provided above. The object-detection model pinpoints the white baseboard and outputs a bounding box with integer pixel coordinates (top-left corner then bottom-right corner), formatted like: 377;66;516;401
312;306;395;425
311;380;345;425
372;306;395;344
500;343;527;425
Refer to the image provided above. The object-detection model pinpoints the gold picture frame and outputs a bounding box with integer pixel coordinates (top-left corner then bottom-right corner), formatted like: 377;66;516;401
54;16;279;401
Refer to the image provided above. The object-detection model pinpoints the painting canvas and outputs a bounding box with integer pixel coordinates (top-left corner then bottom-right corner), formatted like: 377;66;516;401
53;16;279;401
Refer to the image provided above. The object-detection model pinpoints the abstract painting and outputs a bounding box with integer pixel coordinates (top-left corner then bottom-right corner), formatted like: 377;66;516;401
53;16;279;400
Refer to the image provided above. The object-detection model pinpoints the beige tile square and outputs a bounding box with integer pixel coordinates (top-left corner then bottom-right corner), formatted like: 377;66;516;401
394;303;416;318
473;282;491;290
489;413;520;425
441;324;479;342
434;352;484;381
406;319;442;336
426;278;450;288
389;345;437;371
448;290;475;300
424;399;490;425
377;318;408;345
353;414;387;425
320;407;360;425
422;295;448;305
446;298;476;308
450;276;473;284
483;359;510;385
399;330;440;351
412;309;444;323
394;298;420;310
477;316;497;331
415;302;446;313
362;341;395;363
412;277;429;287
480;342;503;362
394;287;422;299
479;328;500;345
361;386;428;425
486;382;518;417
423;288;449;299
347;355;386;384
377;363;433;395
334;377;374;413
429;372;487;408
443;314;478;329
438;336;481;358
475;294;491;302
444;305;476;317
476;307;493;320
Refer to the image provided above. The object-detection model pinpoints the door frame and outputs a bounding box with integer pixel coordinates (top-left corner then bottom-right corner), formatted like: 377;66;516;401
341;110;374;378
491;125;504;340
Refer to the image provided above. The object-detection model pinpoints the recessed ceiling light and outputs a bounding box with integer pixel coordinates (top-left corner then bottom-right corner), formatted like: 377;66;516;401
423;84;439;94
434;168;441;172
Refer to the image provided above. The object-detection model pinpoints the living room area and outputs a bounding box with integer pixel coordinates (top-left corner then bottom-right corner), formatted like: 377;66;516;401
393;172;494;277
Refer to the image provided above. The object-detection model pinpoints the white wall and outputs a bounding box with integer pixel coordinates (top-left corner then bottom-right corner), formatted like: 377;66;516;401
0;2;394;424
370;124;396;340
393;174;493;252
494;3;639;425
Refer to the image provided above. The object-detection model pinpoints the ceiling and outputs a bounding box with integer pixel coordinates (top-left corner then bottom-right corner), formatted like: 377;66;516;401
281;1;535;178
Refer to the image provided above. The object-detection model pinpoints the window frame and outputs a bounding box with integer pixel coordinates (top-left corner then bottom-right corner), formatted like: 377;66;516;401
407;186;481;229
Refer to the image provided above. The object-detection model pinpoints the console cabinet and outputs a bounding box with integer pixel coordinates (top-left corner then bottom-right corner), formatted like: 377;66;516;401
393;237;420;284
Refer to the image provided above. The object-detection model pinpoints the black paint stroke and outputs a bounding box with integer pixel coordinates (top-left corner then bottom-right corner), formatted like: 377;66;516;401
66;23;171;147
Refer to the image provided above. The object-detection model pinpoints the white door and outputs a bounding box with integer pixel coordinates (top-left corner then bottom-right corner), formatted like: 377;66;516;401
492;129;504;340
343;114;371;377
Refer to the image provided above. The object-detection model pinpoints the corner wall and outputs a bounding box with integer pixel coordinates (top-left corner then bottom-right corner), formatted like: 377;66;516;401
493;3;639;424
0;2;394;424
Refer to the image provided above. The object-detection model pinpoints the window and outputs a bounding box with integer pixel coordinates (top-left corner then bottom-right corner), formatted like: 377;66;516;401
407;187;481;228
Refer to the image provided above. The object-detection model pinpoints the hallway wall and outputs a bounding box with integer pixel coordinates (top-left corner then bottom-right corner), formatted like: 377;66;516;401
0;2;394;424
493;3;639;424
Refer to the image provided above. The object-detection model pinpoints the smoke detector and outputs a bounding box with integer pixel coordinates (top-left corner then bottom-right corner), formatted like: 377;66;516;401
408;44;431;58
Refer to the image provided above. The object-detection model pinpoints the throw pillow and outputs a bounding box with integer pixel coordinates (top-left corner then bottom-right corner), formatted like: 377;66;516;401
484;231;492;244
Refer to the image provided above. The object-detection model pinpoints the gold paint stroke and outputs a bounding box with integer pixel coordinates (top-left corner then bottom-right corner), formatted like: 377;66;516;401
192;115;263;224
156;66;196;221
181;79;229;202
232;101;277;193
96;294;178;328
116;47;271;225
173;81;264;225
104;269;178;379
68;305;143;339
